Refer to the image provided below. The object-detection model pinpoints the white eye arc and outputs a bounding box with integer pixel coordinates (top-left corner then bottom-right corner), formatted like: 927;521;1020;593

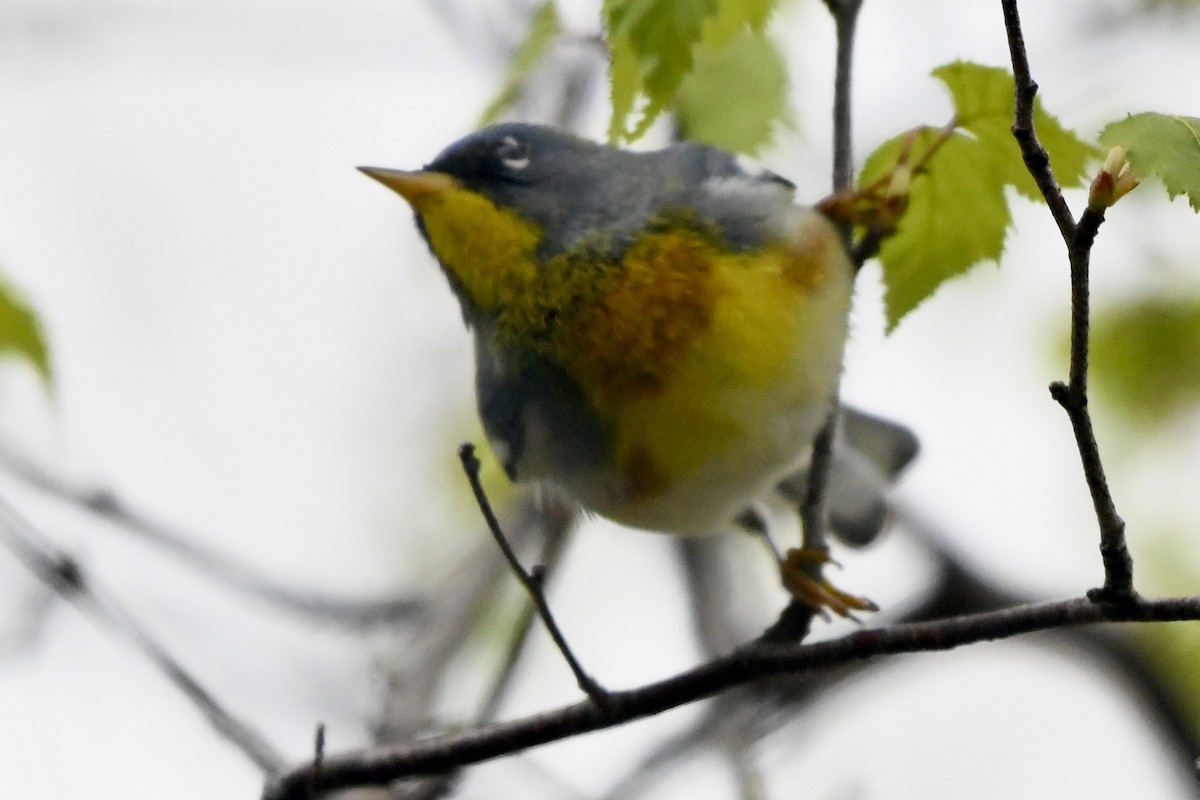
498;136;530;171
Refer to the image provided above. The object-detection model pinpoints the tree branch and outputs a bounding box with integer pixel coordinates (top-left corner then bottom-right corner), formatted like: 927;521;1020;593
999;0;1077;243
770;0;870;647
262;591;1200;799
823;0;863;192
0;443;424;627
1000;0;1133;599
0;493;286;774
1051;207;1133;601
457;443;608;704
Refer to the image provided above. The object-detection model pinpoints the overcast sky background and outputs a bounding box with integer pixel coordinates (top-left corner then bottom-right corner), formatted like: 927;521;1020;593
1;1;1199;798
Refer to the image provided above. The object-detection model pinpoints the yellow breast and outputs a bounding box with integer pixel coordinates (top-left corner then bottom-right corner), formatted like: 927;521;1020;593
415;185;853;535
558;215;852;533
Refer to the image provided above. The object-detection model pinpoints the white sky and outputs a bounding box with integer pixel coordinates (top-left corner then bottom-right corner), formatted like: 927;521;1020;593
0;1;1199;798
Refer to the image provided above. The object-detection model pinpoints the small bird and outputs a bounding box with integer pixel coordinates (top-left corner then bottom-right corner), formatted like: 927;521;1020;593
362;123;888;615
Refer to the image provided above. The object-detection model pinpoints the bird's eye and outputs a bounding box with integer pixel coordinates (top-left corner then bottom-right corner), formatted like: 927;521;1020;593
497;136;530;172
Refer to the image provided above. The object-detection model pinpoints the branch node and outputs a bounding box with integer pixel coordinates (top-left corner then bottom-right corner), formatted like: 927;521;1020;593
260;593;1200;799
1048;380;1072;408
1005;0;1134;605
50;555;85;596
1086;583;1137;610
83;488;121;515
1090;536;1136;604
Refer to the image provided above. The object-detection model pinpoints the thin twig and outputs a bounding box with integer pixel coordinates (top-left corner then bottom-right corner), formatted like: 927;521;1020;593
1052;207;1133;600
798;417;837;558
477;512;573;724
383;527;576;800
262;591;1200;799
763;414;839;643
0;494;286;774
999;0;1077;243
850;226;886;267
1000;0;1134;600
457;443;608;705
823;0;863;192
606;504;1200;800
0;444;424;627
769;0;868;645
309;723;326;799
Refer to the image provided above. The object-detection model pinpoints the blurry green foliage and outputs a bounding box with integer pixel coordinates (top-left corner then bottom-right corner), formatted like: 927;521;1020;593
1100;113;1200;212
674;28;789;155
859;62;1098;331
1136;620;1200;730
1090;296;1200;427
0;273;51;387
483;10;1200;353
1135;531;1200;729
604;0;777;145
479;0;562;126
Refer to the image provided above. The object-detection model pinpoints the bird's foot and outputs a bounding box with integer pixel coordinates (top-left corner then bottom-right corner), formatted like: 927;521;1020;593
780;547;878;621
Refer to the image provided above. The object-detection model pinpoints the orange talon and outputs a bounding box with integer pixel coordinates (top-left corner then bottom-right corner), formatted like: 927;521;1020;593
780;547;878;621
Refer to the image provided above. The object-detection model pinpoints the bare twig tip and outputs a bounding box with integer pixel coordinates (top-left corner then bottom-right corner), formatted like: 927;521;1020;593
1048;380;1070;405
307;723;326;800
313;723;325;765
458;442;480;473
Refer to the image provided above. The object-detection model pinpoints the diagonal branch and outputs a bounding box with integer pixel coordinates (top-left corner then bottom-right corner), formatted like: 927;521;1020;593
999;0;1077;244
458;443;608;704
0;493;286;774
262;591;1200;799
0;443;424;627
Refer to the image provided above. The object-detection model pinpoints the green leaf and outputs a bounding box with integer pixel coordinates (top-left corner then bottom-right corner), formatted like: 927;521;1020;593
675;30;788;155
478;1;561;126
859;61;1098;330
604;0;712;142
1136;620;1200;731
700;0;773;47
0;275;51;386
1090;296;1200;426
861;131;1012;330
608;33;642;144
1099;112;1200;211
604;0;779;143
933;61;1097;198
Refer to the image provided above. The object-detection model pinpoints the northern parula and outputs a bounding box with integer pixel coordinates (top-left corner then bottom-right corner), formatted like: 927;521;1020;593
362;123;874;611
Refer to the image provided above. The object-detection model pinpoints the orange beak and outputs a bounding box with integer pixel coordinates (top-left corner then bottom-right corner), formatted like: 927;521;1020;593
357;167;458;206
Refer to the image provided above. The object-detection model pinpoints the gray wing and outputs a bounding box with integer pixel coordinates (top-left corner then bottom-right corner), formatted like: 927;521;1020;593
779;407;920;547
533;141;799;259
472;332;611;484
659;142;800;252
